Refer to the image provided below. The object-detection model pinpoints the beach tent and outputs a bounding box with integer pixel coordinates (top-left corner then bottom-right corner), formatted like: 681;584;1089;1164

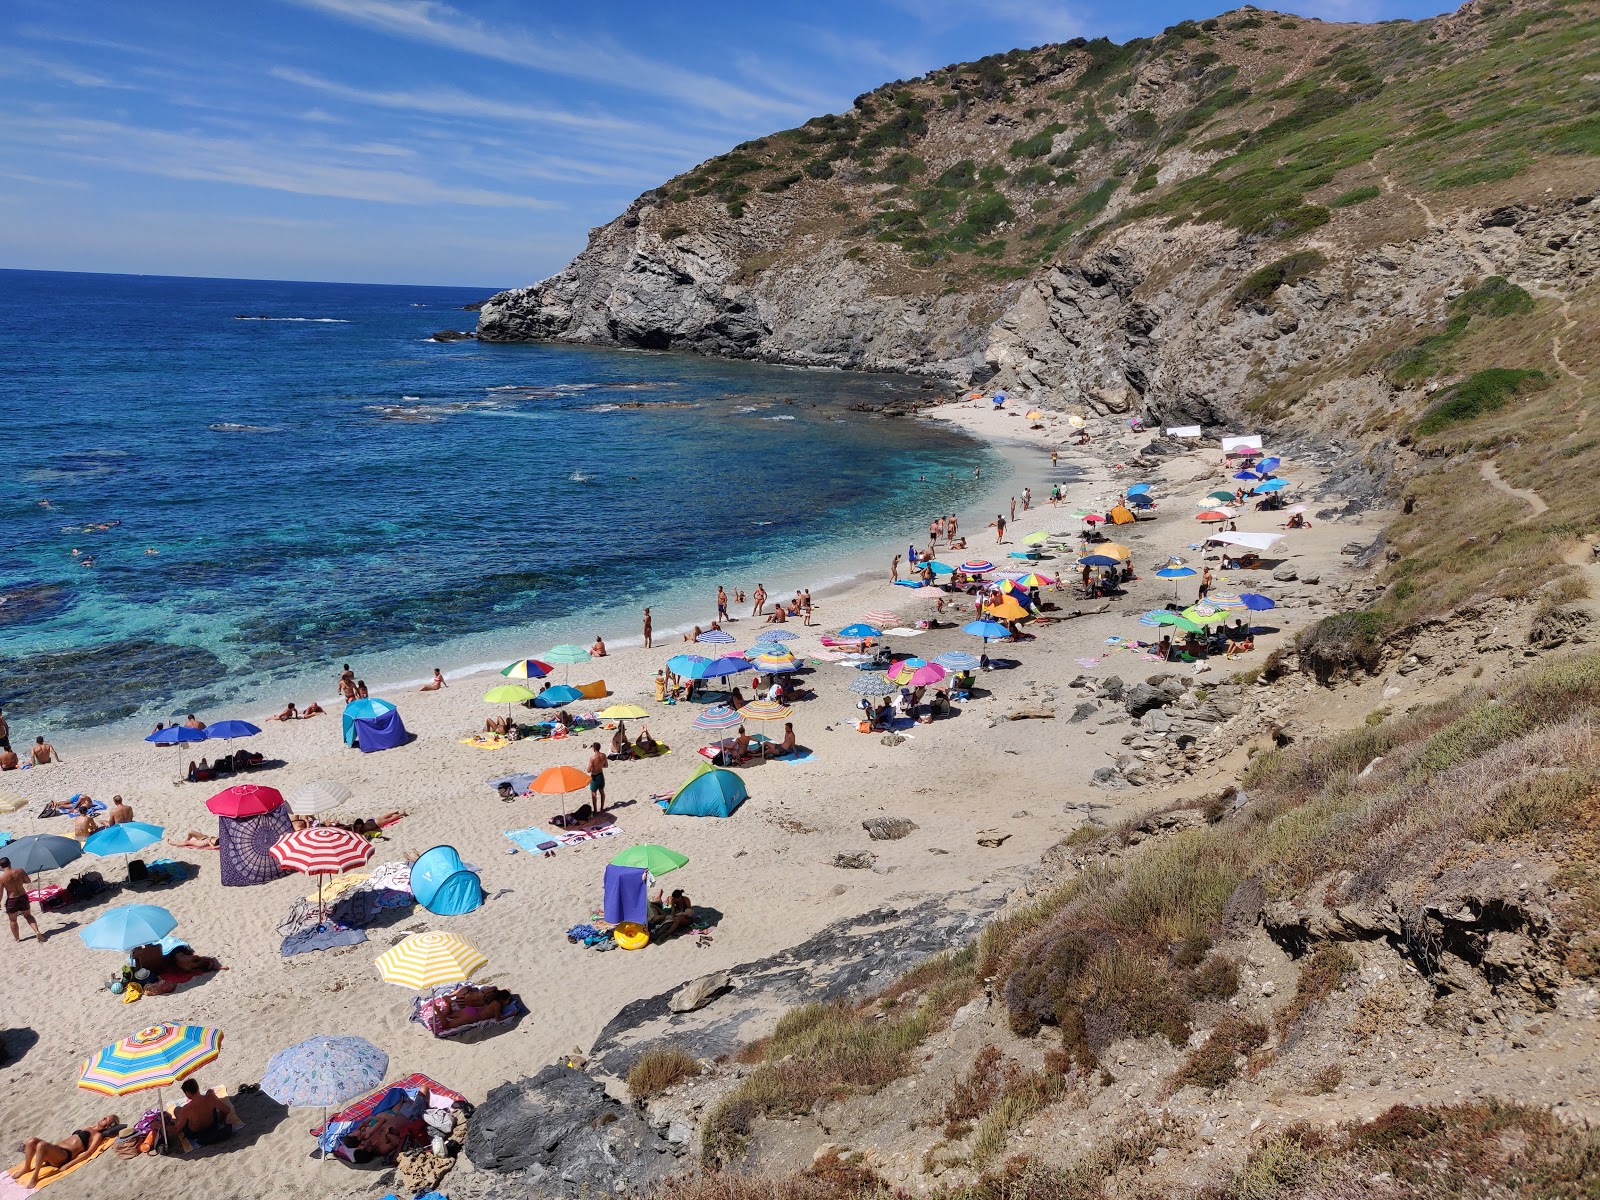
342;698;408;752
603;864;649;926
219;808;293;888
1221;435;1263;458
1108;504;1136;525
659;762;747;818
1205;531;1287;553
409;845;483;916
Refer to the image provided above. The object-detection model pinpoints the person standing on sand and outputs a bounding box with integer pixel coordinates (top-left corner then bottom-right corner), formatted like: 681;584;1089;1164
31;736;60;765
801;590;813;626
1;859;43;942
752;584;767;617
586;744;607;812
891;554;901;581
0;707;10;753
949;514;958;540
717;586;729;623
337;664;356;703
991;514;1007;544
1198;566;1213;603
642;608;653;649
1051;450;1058;467
1009;496;1016;523
1022;486;1031;511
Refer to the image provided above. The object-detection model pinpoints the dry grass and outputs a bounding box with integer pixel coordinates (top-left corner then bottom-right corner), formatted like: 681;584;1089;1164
1171;1015;1268;1093
627;1046;702;1100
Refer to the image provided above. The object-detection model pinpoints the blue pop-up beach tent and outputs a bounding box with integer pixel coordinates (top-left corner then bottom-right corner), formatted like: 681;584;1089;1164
658;762;747;818
409;845;483;916
342;697;408;752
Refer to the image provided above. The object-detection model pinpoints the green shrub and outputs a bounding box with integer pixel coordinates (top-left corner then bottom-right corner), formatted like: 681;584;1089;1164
1229;250;1326;310
1415;368;1549;436
761;172;803;193
1330;184;1380;207
1010;123;1067;158
871;153;925;183
934;159;976;188
659;226;687;241
1296;609;1387;685
1125;109;1159;138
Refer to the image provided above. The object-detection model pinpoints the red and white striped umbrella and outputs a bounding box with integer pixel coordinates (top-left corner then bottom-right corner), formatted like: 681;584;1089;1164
862;609;901;627
270;827;373;921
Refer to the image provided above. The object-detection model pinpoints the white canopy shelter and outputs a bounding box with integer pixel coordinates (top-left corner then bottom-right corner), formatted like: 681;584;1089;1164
1205;531;1287;552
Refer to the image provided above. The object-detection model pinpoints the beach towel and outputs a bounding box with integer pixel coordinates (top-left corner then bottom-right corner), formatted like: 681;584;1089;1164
504;827;560;854
312;1073;465;1149
769;749;816;763
556;826;620;846
1;1133;116;1193
459;734;509;750
411;986;528;1038
893;579;924;588
280;924;367;957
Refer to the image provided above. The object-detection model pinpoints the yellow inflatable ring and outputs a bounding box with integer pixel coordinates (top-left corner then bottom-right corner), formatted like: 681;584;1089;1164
614;922;650;951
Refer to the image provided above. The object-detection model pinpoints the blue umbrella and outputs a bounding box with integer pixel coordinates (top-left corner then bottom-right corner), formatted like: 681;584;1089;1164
1126;483;1151;494
838;623;882;639
1258;456;1281;474
1155;567;1198;579
263;1034;389;1160
702;655;753;678
1252;478;1288;493
752;630;797;644
1079;555;1121;568
84;822;164;858
962;620;1011;641
4;834;83;874
80;904;178;951
1232;470;1259;481
935;651;980;671
665;654;709;676
1239;593;1277;610
696;629;736;646
532;684;583;708
1127;494;1155;508
204;720;261;740
145;726;207;746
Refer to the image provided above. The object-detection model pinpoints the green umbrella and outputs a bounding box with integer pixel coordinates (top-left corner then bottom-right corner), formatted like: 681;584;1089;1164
1181;607;1230;626
1207;491;1237;503
483;685;535;704
1152;612;1204;634
609;844;689;876
544;643;592;682
1020;531;1050;546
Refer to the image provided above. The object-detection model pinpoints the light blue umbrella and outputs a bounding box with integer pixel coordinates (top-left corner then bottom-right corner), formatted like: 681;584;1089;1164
262;1034;388;1161
1126;483;1152;494
84;822;164;858
752;630;797;644
145;726;207;746
838;623;882;639
80;904;178;951
1258;456;1281;474
204;720;261;741
935;651;980;671
925;561;955;575
532;684;583;708
1252;478;1288;493
962;620;1011;642
665;654;709;676
1155;566;1198;579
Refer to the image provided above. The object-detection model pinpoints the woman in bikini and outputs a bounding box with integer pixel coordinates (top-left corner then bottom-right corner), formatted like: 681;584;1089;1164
11;1116;117;1186
436;986;512;1031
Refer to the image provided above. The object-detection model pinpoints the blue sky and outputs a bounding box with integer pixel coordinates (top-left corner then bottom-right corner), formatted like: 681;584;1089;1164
2;0;1448;286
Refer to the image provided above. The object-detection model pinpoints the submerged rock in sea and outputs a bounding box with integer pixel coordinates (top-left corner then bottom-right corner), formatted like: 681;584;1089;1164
430;329;476;342
464;1065;679;1191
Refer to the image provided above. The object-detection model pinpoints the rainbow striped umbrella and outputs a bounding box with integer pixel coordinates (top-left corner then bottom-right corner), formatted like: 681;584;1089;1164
737;700;792;721
691;704;743;732
79;1024;223;1137
375;931;487;991
501;658;553;680
751;648;795;664
960;560;996;574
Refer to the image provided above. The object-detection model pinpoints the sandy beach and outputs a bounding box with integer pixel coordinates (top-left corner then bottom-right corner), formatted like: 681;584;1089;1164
0;401;1384;1199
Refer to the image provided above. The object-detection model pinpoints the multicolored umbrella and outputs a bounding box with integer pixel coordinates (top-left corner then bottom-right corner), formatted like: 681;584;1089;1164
610;844;689;876
79;904;178;951
598;704;649;720
262;1034;388;1160
737;699;792;721
375;931;487;991
935;651;980;671
1014;573;1055;587
696;629;737;646
501;658;553;680
205;784;285;819
891;661;947;688
530;766;592;795
692;704;743;732
1152;612;1204;633
270;827;374;919
751;648;796;666
848;675;897;697
80;1022;224;1147
752;629;797;644
287;781;353;817
960;560;996;574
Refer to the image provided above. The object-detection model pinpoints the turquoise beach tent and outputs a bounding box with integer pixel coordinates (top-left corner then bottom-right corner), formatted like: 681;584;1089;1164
342;697;405;751
409;845;483;916
658;762;747;818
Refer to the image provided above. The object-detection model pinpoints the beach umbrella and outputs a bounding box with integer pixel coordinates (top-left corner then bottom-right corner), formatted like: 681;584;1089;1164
262;1035;387;1162
203;720;261;741
0;792;26;816
691;704;743;732
145;725;207;746
1152;612;1204;634
1239;593;1277;611
79;903;177;951
4;834;83;874
985;596;1029;621
891;662;946;688
501;658;552;681
696;629;737;647
698;655;751;678
862;609;901;627
738;700;793;721
925;561;955;575
270;827;374;921
288;781;353;817
1252;478;1288;493
530;765;591;795
80;1023;224;1149
1025;409;1045;420
751;648;796;665
483;685;535;705
962;619;1011;642
1082;513;1105;525
1286;504;1308;515
1067;414;1085;428
598;704;649;720
206;784;285;819
375;931;487;991
1078;554;1121;568
754;657;800;674
752;629;797;644
1232;470;1260;481
544;643;591;682
610;844;689;876
960;559;996;574
1014;573;1054;587
1207;491;1237;503
935;651;980;671
1258;456;1281;474
1155;565;1199;598
837;623;882;639
1180;607;1231;626
848;675;897;697
1126;483;1151;495
1020;532;1050;546
533;684;584;708
1196;509;1234;523
1206;591;1244;609
665;654;709;677
84;822;164;860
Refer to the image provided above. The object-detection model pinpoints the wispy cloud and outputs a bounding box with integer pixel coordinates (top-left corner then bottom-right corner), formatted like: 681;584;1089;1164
4;114;558;208
3;54;142;90
281;0;811;119
0;168;92;190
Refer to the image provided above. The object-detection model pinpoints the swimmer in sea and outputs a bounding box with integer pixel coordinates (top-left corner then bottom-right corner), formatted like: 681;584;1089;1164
37;500;51;508
146;548;158;555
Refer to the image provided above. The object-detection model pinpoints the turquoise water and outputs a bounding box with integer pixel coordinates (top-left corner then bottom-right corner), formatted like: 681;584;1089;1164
0;269;1005;737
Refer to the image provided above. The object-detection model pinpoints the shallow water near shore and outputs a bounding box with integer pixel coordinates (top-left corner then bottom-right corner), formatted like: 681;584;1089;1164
0;269;1009;742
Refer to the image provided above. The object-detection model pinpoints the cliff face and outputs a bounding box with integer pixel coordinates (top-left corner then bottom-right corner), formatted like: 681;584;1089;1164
480;1;1597;431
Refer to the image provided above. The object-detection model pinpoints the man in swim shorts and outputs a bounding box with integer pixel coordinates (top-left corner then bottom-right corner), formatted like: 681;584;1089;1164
0;859;42;943
586;744;607;811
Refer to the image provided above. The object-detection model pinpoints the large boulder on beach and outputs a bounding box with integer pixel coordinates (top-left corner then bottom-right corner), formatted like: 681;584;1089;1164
465;1065;678;1190
863;817;919;841
1124;683;1168;717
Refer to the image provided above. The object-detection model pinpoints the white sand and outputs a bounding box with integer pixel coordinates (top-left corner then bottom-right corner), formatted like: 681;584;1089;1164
0;402;1381;1198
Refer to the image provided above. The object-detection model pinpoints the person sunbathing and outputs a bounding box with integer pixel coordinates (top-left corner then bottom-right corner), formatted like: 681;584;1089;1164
764;605;787;624
266;702;299;722
302;700;325;717
343;1109;424;1160
169;830;220;849
610;720;632;759
652;888;694;939
636;727;659;756
11;1115;118;1185
682;625;702;644
764;722;797;758
485;715;514;736
1225;635;1256;659
436;986;512;1030
418;669;446;692
338;812;406;835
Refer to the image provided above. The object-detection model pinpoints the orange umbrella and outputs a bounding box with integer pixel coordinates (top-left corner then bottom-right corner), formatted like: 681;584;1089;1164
986;596;1030;621
530;766;591;795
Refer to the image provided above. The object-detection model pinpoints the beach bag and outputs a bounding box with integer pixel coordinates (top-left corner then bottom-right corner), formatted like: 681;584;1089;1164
127;859;149;884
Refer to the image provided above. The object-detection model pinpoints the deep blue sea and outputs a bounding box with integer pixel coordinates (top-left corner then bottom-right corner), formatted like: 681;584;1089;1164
0;270;1006;739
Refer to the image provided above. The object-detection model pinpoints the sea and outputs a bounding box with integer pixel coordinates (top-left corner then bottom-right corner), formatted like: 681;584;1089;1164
0;269;1013;743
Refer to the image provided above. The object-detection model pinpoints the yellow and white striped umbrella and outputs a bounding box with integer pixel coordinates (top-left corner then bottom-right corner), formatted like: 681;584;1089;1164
0;793;29;815
374;931;488;991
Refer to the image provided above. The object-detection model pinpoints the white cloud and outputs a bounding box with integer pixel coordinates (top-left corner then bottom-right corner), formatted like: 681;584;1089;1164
281;0;811;120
